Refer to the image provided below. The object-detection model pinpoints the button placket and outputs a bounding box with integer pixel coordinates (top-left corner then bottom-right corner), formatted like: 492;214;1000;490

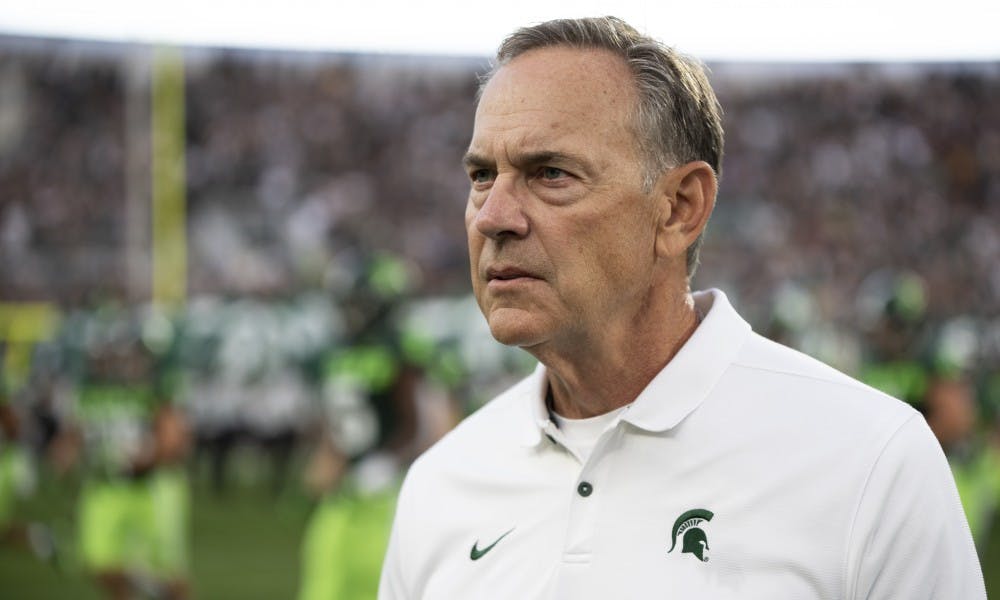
560;423;622;562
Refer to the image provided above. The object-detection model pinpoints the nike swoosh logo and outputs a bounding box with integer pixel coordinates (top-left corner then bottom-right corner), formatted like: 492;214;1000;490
470;527;515;560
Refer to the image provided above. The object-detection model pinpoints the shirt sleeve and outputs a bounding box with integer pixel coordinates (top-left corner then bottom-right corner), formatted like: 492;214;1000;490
846;413;986;599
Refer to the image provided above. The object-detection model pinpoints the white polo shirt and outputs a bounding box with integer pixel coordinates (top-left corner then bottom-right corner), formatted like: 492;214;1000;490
379;290;985;599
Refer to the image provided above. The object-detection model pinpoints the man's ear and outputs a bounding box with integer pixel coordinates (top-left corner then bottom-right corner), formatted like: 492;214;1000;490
654;161;717;260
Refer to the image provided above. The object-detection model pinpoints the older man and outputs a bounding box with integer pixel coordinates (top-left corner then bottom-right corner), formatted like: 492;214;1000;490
379;16;984;599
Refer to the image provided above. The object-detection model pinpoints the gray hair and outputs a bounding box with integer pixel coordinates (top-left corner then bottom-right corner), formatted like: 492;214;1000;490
483;16;724;277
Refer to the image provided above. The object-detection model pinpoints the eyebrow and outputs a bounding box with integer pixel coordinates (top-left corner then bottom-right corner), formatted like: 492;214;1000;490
461;150;590;172
462;151;492;170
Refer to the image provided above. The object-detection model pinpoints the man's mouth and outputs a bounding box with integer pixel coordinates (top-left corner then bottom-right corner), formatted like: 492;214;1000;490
486;266;537;282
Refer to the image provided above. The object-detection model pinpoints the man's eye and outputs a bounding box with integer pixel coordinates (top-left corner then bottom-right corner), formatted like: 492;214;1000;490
470;169;494;184
539;167;566;180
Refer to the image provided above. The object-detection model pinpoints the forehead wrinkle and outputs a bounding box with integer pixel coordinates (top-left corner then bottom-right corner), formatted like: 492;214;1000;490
472;110;582;153
475;105;636;171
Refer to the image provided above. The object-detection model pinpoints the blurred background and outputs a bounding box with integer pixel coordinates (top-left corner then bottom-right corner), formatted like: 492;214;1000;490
0;2;998;598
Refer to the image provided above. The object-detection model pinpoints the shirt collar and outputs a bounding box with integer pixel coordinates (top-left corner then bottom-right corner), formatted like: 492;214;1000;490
517;289;752;446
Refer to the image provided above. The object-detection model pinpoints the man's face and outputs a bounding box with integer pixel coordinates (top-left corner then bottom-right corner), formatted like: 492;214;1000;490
464;46;662;353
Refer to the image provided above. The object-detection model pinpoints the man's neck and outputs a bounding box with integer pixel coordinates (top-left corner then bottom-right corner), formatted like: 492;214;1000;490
535;292;701;419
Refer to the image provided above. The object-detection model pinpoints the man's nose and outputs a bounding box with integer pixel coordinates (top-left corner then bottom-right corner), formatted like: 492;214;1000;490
474;177;530;240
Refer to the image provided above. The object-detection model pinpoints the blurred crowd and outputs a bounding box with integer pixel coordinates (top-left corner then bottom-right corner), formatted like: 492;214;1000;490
0;36;998;596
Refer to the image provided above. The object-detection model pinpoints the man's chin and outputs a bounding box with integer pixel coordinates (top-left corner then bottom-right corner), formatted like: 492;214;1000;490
486;311;546;348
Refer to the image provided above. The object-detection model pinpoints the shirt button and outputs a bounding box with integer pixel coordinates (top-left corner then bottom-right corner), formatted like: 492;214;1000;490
577;481;593;497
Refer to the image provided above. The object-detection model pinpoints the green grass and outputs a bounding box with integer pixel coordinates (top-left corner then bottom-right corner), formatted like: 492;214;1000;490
0;467;313;599
190;482;311;599
982;518;1000;592
0;474;100;599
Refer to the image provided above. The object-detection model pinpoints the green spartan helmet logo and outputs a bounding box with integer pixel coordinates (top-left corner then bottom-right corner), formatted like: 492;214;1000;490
668;509;714;562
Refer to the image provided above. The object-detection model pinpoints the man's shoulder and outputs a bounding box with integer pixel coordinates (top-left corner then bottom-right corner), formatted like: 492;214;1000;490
726;331;919;429
733;332;859;385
